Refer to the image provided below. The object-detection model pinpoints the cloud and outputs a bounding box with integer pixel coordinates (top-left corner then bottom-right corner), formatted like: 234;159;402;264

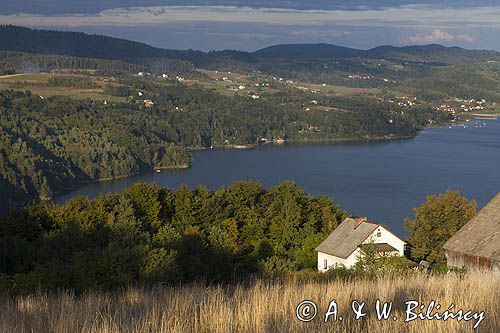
291;30;352;38
3;1;499;16
1;5;500;28
0;5;496;50
457;34;474;42
409;29;473;44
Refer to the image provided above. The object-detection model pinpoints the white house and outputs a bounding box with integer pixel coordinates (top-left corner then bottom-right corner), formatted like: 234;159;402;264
315;217;406;272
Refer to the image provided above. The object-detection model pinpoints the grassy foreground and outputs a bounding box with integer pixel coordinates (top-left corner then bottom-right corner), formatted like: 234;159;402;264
1;272;498;332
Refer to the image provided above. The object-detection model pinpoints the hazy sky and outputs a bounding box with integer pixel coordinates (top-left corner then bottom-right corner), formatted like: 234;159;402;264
1;1;499;51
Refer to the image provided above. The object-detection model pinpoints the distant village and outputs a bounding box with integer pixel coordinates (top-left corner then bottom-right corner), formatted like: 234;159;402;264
118;68;500;140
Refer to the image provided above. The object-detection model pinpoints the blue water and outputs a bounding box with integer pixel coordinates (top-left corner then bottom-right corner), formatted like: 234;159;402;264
55;120;500;237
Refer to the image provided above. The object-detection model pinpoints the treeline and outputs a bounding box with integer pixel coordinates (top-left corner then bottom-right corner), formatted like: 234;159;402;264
0;51;143;75
0;51;200;78
0;90;191;212
0;181;347;293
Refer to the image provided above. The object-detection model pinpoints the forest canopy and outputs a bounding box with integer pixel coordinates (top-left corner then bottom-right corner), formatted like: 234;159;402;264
0;181;347;293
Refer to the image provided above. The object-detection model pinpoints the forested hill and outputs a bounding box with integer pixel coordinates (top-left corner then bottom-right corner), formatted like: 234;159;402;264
1;25;498;66
0;25;207;64
254;43;499;64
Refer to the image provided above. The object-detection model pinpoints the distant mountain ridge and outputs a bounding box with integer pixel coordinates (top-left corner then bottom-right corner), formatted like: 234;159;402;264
254;43;497;63
254;43;362;58
0;25;498;66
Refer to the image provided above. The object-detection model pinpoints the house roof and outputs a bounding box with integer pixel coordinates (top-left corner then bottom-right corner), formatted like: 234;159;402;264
315;217;380;259
444;193;500;261
360;243;398;253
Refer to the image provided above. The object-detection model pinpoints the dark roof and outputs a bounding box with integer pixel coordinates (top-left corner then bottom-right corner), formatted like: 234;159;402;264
444;193;500;261
315;217;379;258
360;243;398;253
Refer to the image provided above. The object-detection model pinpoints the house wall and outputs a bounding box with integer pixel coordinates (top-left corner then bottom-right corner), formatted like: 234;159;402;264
317;251;362;272
363;226;406;255
445;250;498;273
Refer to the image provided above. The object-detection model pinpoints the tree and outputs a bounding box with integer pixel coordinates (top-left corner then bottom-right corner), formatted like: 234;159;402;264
353;242;410;275
405;190;476;270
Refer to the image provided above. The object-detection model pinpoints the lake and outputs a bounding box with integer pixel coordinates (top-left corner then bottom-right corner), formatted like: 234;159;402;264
55;119;500;237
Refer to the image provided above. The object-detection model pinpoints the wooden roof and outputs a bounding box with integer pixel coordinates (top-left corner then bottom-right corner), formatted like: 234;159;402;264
444;193;500;261
315;217;379;259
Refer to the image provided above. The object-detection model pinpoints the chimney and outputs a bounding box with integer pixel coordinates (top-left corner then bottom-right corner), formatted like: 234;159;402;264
353;217;367;229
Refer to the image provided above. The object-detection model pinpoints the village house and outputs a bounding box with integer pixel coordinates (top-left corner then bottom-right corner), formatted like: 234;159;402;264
315;217;406;272
308;125;321;132
143;99;155;108
444;193;500;273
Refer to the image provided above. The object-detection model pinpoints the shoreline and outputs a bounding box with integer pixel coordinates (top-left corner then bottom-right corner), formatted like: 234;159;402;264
48;163;191;202
41;120;477;206
7;116;490;213
49;132;420;204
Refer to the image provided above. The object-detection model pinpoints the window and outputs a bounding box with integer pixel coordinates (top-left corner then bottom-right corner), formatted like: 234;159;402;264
377;232;381;237
324;259;328;270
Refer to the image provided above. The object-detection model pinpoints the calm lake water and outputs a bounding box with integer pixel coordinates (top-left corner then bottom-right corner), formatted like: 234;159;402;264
55;119;500;237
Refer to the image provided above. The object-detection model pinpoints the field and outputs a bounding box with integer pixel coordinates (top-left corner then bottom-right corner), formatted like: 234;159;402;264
1;272;498;332
0;73;126;102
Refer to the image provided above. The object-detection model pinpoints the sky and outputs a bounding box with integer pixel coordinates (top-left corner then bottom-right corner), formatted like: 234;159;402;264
1;1;499;51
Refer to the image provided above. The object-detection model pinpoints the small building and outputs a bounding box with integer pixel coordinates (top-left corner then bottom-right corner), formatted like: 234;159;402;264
444;193;500;272
308;125;321;132
315;217;406;272
143;99;155;108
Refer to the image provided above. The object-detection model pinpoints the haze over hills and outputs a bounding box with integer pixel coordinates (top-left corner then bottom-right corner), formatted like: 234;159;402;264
1;25;498;66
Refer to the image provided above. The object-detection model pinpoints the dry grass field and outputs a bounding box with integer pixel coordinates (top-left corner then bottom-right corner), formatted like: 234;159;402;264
0;272;498;333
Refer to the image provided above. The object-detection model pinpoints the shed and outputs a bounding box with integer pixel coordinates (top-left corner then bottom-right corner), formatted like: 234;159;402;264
443;193;500;272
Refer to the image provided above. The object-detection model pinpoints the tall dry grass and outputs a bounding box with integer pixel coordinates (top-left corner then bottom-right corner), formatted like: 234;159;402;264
0;272;498;332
